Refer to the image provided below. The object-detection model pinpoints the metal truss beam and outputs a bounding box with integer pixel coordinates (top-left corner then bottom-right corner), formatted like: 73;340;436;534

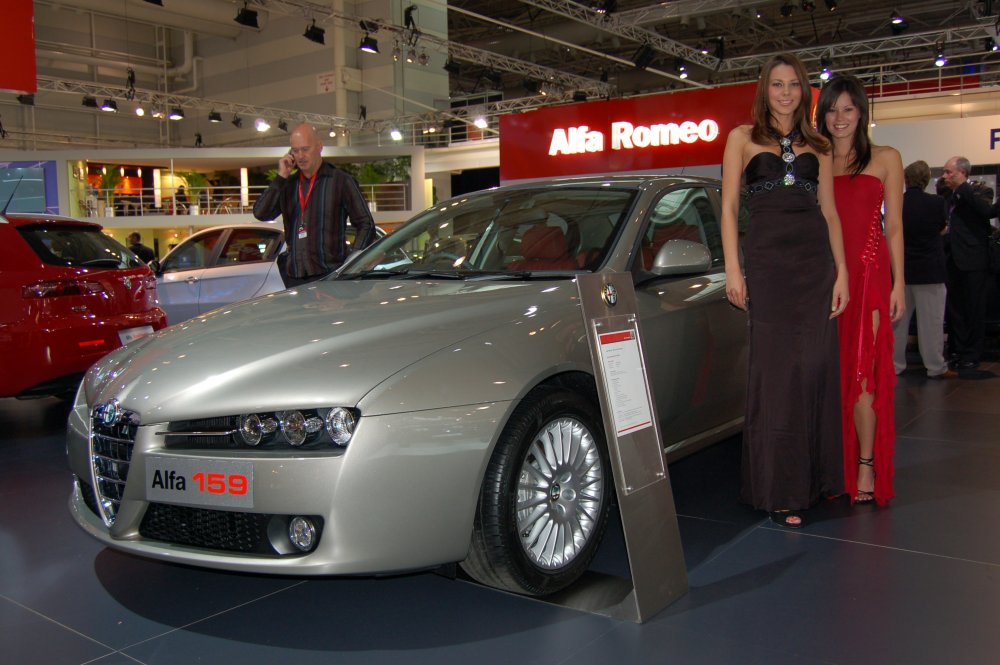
246;0;611;97
717;23;998;71
518;0;721;70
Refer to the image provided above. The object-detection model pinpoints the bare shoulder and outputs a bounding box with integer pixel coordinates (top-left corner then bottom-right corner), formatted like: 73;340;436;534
871;144;902;166
727;124;752;143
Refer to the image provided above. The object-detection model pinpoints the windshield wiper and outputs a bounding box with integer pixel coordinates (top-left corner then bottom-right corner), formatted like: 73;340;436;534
346;269;464;280
80;258;124;268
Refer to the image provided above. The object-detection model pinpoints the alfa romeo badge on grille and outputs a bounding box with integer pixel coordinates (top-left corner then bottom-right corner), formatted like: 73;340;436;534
98;399;122;426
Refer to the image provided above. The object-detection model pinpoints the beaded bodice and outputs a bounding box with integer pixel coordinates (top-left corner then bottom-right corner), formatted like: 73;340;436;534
744;151;819;198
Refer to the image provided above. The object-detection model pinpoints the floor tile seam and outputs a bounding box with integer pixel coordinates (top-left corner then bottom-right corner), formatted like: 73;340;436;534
550;622;621;665
110;580;310;652
776;531;1000;568
685;518;764;571
80;651;147;665
0;592;122;656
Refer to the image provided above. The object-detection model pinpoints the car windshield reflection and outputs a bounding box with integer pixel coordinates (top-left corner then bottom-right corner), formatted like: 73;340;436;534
339;186;636;278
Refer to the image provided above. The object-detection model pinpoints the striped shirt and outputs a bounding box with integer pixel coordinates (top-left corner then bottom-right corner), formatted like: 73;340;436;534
253;162;375;278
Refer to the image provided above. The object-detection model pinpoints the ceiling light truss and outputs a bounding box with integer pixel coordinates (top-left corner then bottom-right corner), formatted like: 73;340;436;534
34;76;363;132
235;0;613;96
517;0;720;70
717;24;997;73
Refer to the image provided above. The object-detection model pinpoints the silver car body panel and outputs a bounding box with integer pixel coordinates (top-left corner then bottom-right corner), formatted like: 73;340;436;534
67;174;747;576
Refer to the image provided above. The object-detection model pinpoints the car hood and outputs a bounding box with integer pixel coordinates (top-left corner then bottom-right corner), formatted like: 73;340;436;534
86;278;580;422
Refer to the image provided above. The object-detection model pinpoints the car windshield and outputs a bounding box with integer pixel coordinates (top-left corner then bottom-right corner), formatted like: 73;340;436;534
18;224;143;269
340;186;636;277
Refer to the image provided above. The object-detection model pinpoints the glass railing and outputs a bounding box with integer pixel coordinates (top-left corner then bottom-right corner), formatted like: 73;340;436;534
75;182;410;218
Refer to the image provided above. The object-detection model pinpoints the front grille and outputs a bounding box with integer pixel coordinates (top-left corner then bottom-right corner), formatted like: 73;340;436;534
139;503;278;554
77;478;100;517
90;401;139;525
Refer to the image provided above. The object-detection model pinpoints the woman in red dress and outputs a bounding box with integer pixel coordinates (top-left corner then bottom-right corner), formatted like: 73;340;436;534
817;76;905;506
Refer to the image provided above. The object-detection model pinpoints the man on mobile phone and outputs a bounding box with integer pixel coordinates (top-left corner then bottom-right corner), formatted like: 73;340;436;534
253;123;375;287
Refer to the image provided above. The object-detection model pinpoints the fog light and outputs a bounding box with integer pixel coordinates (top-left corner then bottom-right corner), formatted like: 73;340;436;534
324;407;356;446
280;411;307;446
288;516;316;552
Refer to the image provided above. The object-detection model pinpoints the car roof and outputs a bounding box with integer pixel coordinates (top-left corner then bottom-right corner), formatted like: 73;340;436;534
1;213;103;230
493;173;719;191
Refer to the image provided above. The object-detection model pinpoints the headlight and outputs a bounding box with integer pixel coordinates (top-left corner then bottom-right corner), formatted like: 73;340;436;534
280;411;308;446
324;407;356;446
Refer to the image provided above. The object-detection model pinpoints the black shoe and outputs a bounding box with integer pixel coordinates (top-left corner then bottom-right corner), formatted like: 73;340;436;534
769;511;805;529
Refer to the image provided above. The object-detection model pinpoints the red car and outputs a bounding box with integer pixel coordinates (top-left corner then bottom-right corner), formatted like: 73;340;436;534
0;213;167;399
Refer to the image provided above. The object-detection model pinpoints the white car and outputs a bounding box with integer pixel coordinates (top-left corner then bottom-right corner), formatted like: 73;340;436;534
153;223;285;324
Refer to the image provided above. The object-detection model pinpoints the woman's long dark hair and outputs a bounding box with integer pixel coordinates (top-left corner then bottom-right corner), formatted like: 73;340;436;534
816;74;872;176
750;53;829;153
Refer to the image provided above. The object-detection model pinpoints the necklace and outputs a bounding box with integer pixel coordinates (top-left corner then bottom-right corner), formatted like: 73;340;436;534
770;128;800;186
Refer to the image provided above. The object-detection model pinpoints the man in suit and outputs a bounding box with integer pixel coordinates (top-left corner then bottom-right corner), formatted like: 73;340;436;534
941;156;994;376
893;161;955;379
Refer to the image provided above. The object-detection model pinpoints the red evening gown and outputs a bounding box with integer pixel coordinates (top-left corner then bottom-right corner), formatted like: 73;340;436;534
834;174;896;506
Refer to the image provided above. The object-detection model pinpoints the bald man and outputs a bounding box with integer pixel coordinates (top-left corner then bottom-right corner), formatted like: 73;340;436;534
253;123;375;287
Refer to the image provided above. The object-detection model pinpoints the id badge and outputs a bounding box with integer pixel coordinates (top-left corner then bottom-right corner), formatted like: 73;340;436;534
297;228;308;239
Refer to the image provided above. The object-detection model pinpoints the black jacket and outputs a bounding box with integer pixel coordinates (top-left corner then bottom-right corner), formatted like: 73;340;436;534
947;180;994;272
902;187;947;284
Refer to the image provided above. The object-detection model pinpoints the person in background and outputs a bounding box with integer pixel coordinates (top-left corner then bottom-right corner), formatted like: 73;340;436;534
127;232;155;263
817;74;904;507
893;160;954;380
721;53;848;529
253;123;376;287
941;156;994;378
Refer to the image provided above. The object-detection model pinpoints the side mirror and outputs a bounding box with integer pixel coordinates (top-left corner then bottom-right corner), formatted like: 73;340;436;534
148;259;162;275
650;239;711;276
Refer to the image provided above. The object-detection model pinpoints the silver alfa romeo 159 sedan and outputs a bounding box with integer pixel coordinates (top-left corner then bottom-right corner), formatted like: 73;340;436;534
67;174;747;597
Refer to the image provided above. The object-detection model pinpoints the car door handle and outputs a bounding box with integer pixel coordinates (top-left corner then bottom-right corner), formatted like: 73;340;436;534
185;276;200;284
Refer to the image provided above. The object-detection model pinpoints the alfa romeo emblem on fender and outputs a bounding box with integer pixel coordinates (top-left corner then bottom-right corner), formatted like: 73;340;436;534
98;399;122;426
601;283;618;307
122;276;132;290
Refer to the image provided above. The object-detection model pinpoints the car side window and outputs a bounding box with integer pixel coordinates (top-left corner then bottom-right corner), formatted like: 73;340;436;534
640;187;714;271
160;231;222;273
218;229;281;265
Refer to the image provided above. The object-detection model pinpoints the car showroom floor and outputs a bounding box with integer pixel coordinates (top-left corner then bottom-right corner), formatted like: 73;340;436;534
2;357;999;665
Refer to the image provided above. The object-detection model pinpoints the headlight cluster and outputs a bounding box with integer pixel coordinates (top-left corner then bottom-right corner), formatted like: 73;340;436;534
238;407;356;448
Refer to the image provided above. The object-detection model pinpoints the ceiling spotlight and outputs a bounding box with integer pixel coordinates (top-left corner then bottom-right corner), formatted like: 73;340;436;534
986;37;1000;52
890;15;909;35
443;59;461;75
151;109;165;119
134;105;145;116
714;36;726;60
632;44;656;69
168;107;184;120
485;70;504;87
101;98;118;112
406;47;416;64
819;55;832;80
473;116;488;129
801;0;815;11
278;119;288;132
328;128;337;138
208;110;222;122
824;0;838;9
523;79;540;94
232;114;243;128
780;2;795;17
417;50;429;66
594;0;617;14
935;52;947;67
17;94;34;106
255;117;270;132
392;41;402;62
82;95;98;108
303;20;325;45
572;90;588;102
674;58;688;79
234;2;259;29
389;126;403;141
359;34;379;54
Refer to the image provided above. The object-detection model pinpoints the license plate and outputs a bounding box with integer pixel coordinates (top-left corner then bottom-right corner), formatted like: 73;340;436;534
118;325;154;345
145;457;253;509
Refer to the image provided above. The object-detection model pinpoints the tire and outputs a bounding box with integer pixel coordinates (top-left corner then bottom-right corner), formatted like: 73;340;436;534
461;388;612;596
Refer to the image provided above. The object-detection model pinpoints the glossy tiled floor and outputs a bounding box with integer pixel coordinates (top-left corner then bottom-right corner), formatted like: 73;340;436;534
2;359;999;665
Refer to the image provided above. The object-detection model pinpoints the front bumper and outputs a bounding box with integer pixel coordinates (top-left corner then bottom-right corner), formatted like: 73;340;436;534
67;396;509;575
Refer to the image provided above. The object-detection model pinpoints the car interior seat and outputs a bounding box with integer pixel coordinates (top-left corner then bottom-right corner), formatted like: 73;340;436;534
507;225;578;270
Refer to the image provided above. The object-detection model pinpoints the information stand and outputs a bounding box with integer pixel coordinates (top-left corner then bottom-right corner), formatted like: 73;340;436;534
545;272;689;623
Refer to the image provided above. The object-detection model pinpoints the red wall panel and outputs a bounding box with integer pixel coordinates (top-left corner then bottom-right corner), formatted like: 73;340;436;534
0;0;37;93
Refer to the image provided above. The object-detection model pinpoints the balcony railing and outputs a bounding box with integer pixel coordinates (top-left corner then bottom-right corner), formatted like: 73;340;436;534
77;182;411;218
